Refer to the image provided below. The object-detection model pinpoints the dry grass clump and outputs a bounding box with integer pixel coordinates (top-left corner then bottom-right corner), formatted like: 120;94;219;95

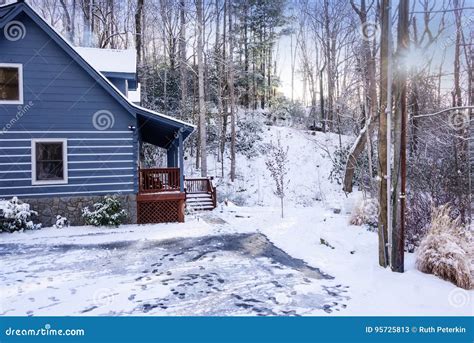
416;205;473;290
350;197;378;229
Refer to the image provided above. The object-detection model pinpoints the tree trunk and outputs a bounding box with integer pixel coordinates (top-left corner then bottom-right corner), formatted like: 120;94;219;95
377;0;390;268
280;197;284;218
243;1;250;109
319;64;326;132
135;0;144;75
228;0;237;181
215;0;223;164
343;116;378;193
453;0;467;222
323;0;333;130
197;0;207;177
59;0;73;42
179;0;187;120
345;0;378;193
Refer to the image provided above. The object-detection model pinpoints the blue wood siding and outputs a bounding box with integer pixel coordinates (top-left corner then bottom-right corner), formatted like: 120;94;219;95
107;77;128;95
0;13;138;198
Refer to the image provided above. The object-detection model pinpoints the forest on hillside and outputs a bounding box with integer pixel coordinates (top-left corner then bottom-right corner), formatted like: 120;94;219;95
28;0;473;271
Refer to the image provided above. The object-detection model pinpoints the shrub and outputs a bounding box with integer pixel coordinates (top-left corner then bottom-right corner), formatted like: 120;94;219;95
267;96;306;128
405;192;432;251
0;197;42;233
416;205;473;290
236;114;264;158
329;144;376;190
349;197;378;230
82;196;127;227
54;215;69;229
406;115;470;247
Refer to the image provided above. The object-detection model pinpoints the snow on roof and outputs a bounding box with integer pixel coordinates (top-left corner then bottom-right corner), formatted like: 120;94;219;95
74;47;137;74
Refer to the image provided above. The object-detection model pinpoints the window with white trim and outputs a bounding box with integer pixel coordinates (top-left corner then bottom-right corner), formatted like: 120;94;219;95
32;139;68;185
0;63;23;104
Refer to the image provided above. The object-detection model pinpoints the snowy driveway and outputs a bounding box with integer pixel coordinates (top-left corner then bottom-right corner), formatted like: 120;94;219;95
0;231;349;316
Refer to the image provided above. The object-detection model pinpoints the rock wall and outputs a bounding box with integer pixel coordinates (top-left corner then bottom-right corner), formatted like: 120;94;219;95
23;194;137;227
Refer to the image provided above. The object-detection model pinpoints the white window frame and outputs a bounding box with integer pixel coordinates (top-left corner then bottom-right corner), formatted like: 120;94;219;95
0;63;23;105
31;138;68;185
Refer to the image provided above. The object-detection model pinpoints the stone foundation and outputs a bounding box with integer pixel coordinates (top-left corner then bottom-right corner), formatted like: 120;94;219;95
23;194;137;227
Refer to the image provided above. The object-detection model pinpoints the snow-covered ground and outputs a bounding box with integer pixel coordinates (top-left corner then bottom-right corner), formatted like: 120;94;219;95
219;205;473;316
1;126;472;316
0;220;349;316
1;207;471;316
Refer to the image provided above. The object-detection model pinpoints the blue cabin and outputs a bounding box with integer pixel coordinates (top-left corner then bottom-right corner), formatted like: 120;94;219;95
0;1;216;226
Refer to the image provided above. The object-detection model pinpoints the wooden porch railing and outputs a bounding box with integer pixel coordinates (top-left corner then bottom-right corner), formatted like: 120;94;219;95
185;177;217;208
139;168;180;193
184;177;209;193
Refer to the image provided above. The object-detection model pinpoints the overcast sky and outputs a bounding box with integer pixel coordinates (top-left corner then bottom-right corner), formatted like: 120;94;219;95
275;1;473;104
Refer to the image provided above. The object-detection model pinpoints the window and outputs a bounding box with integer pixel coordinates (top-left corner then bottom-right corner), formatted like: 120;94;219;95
0;63;23;104
32;139;68;185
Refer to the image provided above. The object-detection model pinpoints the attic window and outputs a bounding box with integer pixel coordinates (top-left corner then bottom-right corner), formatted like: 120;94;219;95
32;139;68;185
0;63;23;104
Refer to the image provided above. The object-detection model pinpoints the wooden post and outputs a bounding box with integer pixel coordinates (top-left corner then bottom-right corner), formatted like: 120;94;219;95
167;143;177;167
470;46;473;222
179;129;184;193
393;0;409;273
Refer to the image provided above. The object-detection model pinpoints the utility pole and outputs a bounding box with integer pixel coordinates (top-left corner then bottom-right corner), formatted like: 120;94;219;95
378;0;390;267
392;0;409;273
386;0;393;265
469;44;473;224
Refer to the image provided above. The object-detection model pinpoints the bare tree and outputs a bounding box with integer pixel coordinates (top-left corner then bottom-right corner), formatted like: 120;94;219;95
266;136;289;218
228;0;236;182
135;0;144;69
343;0;378;194
58;0;75;42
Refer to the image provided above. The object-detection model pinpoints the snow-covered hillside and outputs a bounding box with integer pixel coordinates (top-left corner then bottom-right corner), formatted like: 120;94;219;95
186;124;359;212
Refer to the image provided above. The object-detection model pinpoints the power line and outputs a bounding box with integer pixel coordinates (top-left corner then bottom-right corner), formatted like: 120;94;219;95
410;7;474;14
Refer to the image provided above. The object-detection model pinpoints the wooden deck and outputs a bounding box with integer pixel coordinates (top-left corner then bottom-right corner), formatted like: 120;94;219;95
136;168;217;224
137;168;185;223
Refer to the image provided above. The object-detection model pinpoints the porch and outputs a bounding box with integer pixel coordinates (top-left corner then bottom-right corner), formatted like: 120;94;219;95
135;109;216;224
137;168;217;224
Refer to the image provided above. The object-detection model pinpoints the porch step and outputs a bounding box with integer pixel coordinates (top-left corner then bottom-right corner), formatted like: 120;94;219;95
186;192;212;199
186;192;215;211
187;198;213;204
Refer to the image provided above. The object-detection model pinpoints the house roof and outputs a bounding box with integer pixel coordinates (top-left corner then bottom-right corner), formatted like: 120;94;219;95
75;47;137;74
0;1;195;149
